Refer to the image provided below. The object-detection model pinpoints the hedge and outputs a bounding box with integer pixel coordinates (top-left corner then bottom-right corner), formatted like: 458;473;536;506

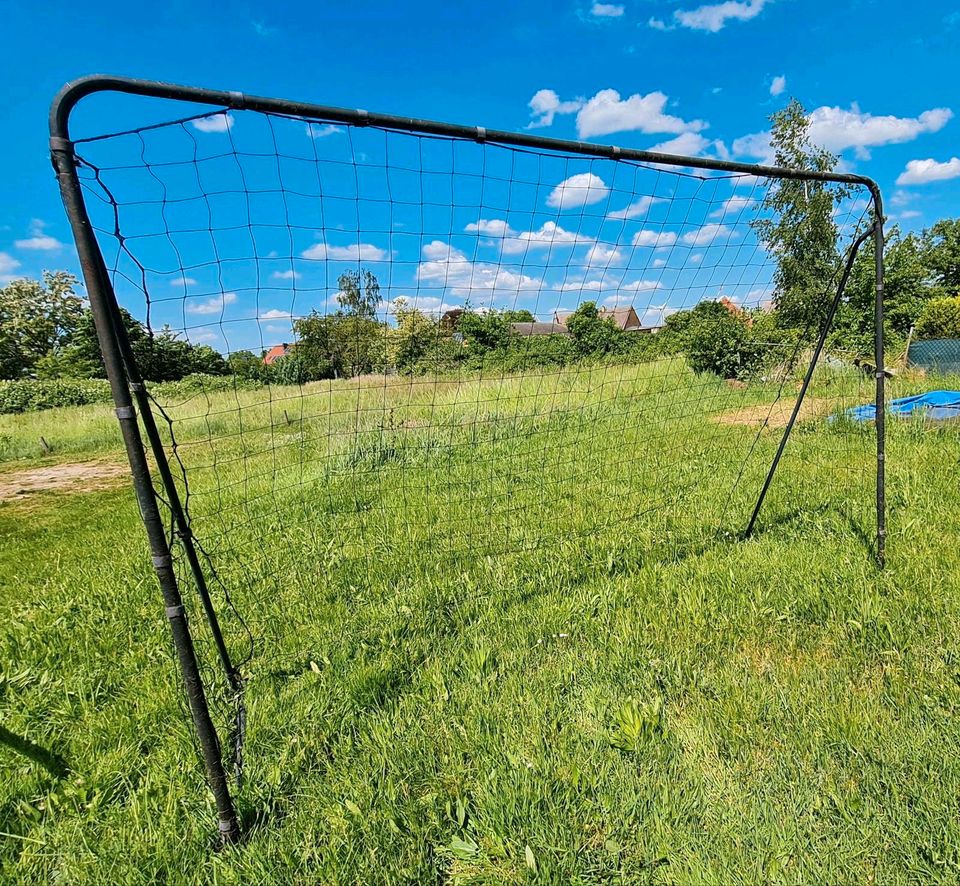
0;378;114;414
0;374;264;415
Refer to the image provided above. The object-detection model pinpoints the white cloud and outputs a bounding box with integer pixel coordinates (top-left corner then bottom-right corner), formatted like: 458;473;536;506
192;113;234;133
607;196;663;220
584;243;625;266
186;292;238;315
422;241;459;261
808;105;952;158
620;279;663;291
896;157;960;185
305;123;343;138
731;130;775;163
735;104;953;162
591;2;624;16
0;251;22;282
465;218;514;236
386;295;459;316
301;241;388;261
632;230;677;248
416;240;541;294
558;275;661;293
710;195;756;217
560;278;607;292
576;88;706;139
681;223;736;246
770;75;786;97
527;89;584;128
897;210;922;220
648;132;713;156
259;308;293;320
14;219;63;251
673;0;770;32
271;269;300;280
502;221;592;254
546;172;610;209
648;17;670;30
14;235;62;251
170;276;198;286
652;258;666;268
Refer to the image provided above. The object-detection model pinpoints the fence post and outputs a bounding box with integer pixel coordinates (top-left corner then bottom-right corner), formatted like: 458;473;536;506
50;136;240;844
873;189;887;567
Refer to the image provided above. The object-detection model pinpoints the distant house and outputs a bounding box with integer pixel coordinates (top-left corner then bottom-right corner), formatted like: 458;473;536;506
554;305;656;333
599;306;645;332
510;321;571;337
263;343;293;365
717;296;752;327
440;308;465;330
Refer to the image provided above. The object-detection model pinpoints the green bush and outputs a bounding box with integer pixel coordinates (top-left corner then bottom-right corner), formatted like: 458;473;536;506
687;308;764;379
0;374;265;415
0;378;113;414
915;295;960;340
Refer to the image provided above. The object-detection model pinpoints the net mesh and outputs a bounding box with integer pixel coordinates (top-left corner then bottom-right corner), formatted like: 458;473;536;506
71;103;878;773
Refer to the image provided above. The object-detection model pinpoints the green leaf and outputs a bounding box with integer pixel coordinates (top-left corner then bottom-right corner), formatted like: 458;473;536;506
444;835;479;860
525;844;537;873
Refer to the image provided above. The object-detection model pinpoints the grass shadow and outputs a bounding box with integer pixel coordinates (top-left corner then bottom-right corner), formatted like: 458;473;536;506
0;724;69;778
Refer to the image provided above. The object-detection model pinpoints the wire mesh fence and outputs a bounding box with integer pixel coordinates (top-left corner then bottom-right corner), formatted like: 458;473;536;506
52;79;884;841
907;338;960;375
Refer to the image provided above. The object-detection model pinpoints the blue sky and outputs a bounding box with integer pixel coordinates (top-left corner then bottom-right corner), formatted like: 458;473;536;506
2;0;958;354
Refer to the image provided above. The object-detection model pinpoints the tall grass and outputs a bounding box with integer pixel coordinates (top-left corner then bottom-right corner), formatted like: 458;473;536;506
2;362;960;881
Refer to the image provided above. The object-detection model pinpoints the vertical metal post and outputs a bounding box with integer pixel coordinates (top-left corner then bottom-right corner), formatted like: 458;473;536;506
99;262;241;696
872;189;886;566
50;138;240;844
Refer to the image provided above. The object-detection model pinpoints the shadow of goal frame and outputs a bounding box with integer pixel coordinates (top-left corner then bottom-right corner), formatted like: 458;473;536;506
49;75;887;845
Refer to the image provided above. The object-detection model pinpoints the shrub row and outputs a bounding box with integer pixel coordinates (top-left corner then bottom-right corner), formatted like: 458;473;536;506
0;378;114;414
0;374;265;415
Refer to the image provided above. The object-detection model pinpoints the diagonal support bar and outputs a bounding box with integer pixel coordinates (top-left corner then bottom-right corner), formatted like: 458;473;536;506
744;222;877;543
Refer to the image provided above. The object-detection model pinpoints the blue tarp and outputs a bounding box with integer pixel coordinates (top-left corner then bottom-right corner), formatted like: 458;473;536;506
846;390;960;423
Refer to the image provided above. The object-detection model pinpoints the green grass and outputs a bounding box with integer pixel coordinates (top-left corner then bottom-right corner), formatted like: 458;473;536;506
2;361;960;883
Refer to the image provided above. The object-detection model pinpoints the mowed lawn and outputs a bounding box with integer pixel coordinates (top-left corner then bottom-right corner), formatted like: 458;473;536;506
2;360;960;883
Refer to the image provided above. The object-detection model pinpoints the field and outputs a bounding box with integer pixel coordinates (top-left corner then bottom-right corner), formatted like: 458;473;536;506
2;360;960;883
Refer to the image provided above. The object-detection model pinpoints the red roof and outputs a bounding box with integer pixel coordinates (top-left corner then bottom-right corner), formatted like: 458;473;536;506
263;344;291;365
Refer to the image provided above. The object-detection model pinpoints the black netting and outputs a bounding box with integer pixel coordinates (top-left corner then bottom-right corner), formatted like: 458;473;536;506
69;102;879;781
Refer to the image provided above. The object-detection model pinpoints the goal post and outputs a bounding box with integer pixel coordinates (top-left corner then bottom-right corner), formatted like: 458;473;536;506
50;76;886;844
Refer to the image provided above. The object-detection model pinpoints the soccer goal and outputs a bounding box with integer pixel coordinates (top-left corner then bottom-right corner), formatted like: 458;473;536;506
51;76;886;842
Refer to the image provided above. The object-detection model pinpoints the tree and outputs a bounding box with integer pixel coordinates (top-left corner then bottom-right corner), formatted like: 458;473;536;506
291;312;339;380
336;269;382;318
836;225;939;352
686;305;762;379
564;301;621;356
915;296;960;340
924;218;960;293
0;272;84;378
752;100;849;331
128;326;228;381
61;306;147;378
227;349;265;380
389;298;441;371
458;310;511;351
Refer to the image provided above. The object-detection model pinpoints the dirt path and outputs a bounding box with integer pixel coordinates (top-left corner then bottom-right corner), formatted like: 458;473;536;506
0;461;128;502
713;396;833;429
